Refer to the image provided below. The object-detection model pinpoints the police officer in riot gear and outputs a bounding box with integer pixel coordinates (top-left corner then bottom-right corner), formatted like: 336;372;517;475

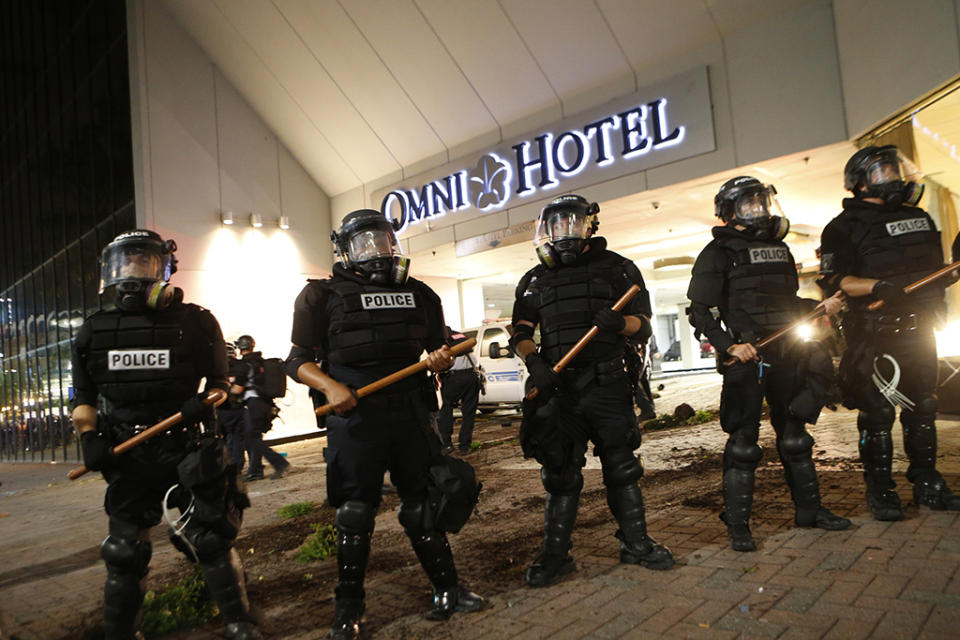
221;341;247;468
71;230;260;640
511;194;674;587
687;178;850;551
233;335;290;481
820;146;960;520
285;210;485;640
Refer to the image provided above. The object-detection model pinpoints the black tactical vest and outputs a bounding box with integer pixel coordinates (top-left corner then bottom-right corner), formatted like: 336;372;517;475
717;235;799;336
325;279;430;368
527;250;628;367
85;306;202;422
844;204;943;311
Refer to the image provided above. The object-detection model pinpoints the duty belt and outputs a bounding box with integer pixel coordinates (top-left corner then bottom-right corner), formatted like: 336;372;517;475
558;355;627;390
859;312;924;335
359;390;418;410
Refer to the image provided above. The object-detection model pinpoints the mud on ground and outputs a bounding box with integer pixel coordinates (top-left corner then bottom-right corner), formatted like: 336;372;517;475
65;414;863;639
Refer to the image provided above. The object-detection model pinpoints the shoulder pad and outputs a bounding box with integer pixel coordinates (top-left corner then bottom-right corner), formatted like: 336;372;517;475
515;265;543;299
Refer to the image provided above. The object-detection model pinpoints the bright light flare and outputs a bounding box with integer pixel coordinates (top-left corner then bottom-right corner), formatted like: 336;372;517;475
796;323;814;341
936;322;960;357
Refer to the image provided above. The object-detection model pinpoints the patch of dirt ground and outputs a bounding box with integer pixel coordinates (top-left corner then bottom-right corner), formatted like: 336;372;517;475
65;412;864;639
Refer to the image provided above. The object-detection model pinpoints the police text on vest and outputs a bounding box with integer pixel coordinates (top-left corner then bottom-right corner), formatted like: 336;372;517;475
108;349;171;370
886;218;930;236
360;292;416;309
748;247;790;264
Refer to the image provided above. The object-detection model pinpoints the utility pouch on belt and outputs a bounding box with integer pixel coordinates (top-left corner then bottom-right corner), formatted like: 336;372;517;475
177;437;250;538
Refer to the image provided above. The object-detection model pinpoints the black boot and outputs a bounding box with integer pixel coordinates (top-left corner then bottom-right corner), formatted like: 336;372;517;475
911;469;960;510
779;426;851;531
722;468;756;552
329;598;365;640
330;503;373;638
607;484;674;569
408;531;485;620
101;521;151;640
199;549;261;640
426;585;487;621
526;493;579;587
859;417;903;521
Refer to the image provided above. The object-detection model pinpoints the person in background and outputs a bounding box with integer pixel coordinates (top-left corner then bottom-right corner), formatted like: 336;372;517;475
233;335;290;481
437;327;482;455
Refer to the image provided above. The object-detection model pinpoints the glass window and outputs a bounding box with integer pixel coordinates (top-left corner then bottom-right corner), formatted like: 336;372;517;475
480;327;508;356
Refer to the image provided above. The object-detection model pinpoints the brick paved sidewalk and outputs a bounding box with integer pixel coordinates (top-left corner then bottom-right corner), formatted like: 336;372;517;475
381;483;960;640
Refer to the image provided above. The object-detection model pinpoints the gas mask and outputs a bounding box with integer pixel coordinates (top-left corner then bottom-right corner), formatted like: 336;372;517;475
99;230;178;312
714;177;790;241
845;145;924;206
332;209;410;285
533;195;599;268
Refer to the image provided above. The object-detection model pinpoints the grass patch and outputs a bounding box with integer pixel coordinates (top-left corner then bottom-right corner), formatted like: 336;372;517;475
141;566;218;637
643;409;717;432
470;441;483;451
294;523;337;563
278;501;315;520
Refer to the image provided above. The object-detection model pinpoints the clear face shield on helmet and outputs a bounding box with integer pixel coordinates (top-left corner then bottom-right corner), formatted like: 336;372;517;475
533;210;591;246
99;243;172;293
732;185;783;226
345;228;403;265
858;147;924;206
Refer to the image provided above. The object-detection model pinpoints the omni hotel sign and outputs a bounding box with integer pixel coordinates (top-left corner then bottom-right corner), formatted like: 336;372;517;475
375;67;715;234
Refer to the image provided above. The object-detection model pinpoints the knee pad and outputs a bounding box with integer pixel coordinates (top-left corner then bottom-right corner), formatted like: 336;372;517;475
779;431;814;457
541;466;583;495
336;500;377;534
398;499;427;534
724;436;762;470
909;396;938;418
860;404;895;430
101;520;151;577
600;449;644;488
175;526;233;563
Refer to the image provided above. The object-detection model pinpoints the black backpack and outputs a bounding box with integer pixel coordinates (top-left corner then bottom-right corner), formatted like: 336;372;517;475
253;357;287;399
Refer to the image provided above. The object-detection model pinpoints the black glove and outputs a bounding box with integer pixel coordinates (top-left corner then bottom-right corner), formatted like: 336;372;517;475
80;431;113;471
872;280;906;305
180;392;213;424
593;308;626;334
525;353;558;397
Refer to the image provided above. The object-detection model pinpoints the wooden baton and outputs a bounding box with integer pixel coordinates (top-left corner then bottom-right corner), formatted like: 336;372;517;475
866;259;960;311
721;307;827;368
67;388;227;481
314;338;478;416
525;284;642;401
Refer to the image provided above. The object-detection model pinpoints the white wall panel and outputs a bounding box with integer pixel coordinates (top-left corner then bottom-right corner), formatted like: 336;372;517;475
725;0;846;165
834;0;960;136
162;0;359;195
216;72;281;222
344;0;498;148
275;0;443;168
501;0;635;115
213;0;397;182
417;0;559;130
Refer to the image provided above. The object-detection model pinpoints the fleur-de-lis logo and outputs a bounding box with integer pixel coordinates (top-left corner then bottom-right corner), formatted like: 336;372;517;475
469;154;511;210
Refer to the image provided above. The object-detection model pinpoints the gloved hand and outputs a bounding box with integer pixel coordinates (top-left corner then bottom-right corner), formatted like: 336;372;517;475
525;353;558;397
80;431;113;471
872;280;906;305
180;392;214;424
593;308;626;334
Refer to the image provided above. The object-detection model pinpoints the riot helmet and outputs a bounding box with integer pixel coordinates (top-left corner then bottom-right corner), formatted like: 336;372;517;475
714;176;790;241
331;209;410;285
236;335;255;352
99;230;178;312
225;341;238;360
843;145;924;206
533;194;599;267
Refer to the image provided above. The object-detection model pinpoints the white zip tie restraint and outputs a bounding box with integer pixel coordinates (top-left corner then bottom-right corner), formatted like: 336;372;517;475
163;483;199;562
872;353;916;410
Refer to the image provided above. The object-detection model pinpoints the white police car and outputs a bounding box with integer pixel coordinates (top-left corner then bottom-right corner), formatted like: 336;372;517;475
460;320;530;410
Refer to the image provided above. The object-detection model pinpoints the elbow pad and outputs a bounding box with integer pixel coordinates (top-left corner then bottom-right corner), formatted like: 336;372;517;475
508;324;534;350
